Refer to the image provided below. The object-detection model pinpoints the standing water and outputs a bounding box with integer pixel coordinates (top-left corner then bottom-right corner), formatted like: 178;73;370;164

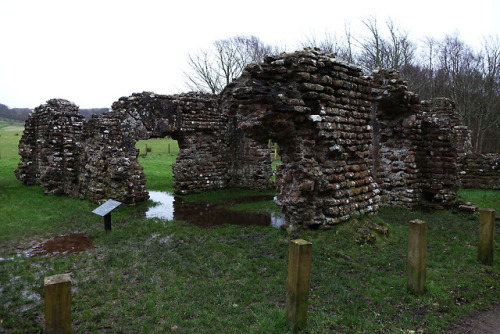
146;191;284;228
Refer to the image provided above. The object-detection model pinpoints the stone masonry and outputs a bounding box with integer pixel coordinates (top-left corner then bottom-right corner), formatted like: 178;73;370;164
370;69;466;209
16;49;482;229
460;153;500;189
15;99;85;196
369;69;422;207
108;92;229;196
16;93;272;204
420;98;465;208
220;49;381;229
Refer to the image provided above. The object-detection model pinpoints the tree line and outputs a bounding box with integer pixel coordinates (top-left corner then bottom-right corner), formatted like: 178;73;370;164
0;103;31;122
184;17;499;153
0;103;108;122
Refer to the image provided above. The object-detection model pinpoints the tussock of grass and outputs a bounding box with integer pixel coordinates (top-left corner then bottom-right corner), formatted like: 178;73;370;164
1;126;500;333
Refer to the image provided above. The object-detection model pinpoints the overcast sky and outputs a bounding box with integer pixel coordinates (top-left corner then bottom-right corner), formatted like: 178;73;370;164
0;0;498;109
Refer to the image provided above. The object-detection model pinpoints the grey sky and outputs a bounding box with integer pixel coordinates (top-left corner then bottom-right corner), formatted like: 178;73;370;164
0;0;498;108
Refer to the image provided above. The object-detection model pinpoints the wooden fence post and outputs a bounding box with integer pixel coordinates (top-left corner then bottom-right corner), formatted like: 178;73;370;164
478;208;496;266
285;239;312;330
44;274;72;334
408;219;427;295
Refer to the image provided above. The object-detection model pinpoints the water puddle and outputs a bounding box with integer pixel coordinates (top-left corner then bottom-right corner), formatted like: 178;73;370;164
24;233;94;257
146;191;284;228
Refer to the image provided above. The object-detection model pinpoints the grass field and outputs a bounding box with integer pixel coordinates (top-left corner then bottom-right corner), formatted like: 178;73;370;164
458;188;500;211
1;122;499;333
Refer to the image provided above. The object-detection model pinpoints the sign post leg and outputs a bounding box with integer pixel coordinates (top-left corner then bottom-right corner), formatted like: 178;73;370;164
104;213;111;232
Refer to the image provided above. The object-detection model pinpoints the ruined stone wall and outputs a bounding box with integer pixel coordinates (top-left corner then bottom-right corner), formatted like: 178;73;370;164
16;93;273;204
225;122;273;190
16;50;477;227
420;98;463;208
173;132;229;194
78;111;148;204
370;70;464;209
109;92;231;195
221;48;380;229
370;69;423;207
15;99;85;196
108;92;272;195
460;153;500;189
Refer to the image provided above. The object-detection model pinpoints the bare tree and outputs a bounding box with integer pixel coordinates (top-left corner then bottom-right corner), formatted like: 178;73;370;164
386;18;415;70
299;25;355;63
296;15;499;152
422;33;500;152
353;16;416;72
355;16;387;70
475;36;500;152
412;36;439;98
435;35;482;124
185;25;499;152
300;31;345;54
399;33;499;153
186;49;222;94
343;22;355;63
185;35;277;94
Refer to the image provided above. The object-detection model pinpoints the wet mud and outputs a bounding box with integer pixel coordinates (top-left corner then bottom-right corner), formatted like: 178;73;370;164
146;191;284;228
25;233;94;257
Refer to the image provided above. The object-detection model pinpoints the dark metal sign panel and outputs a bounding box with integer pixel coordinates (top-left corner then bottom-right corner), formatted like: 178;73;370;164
92;199;122;216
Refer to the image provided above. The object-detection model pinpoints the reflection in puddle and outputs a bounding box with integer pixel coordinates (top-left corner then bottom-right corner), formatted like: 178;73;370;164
25;233;94;257
146;191;284;228
146;191;175;220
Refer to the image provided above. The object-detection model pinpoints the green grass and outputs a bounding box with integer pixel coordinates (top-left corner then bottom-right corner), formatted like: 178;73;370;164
459;188;500;211
0;123;99;248
136;138;179;191
1;124;500;333
0;123;23;160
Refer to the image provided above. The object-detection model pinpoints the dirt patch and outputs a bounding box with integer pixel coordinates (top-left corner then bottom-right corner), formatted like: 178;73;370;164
445;303;500;333
24;233;94;257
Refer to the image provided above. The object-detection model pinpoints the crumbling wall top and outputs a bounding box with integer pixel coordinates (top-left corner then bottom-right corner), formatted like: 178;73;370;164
369;68;420;115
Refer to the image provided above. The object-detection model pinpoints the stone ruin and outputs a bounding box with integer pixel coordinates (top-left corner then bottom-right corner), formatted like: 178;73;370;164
16;93;272;204
15;98;148;203
15;99;85;196
370;70;468;209
220;50;380;229
460;154;500;190
16;48;478;229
